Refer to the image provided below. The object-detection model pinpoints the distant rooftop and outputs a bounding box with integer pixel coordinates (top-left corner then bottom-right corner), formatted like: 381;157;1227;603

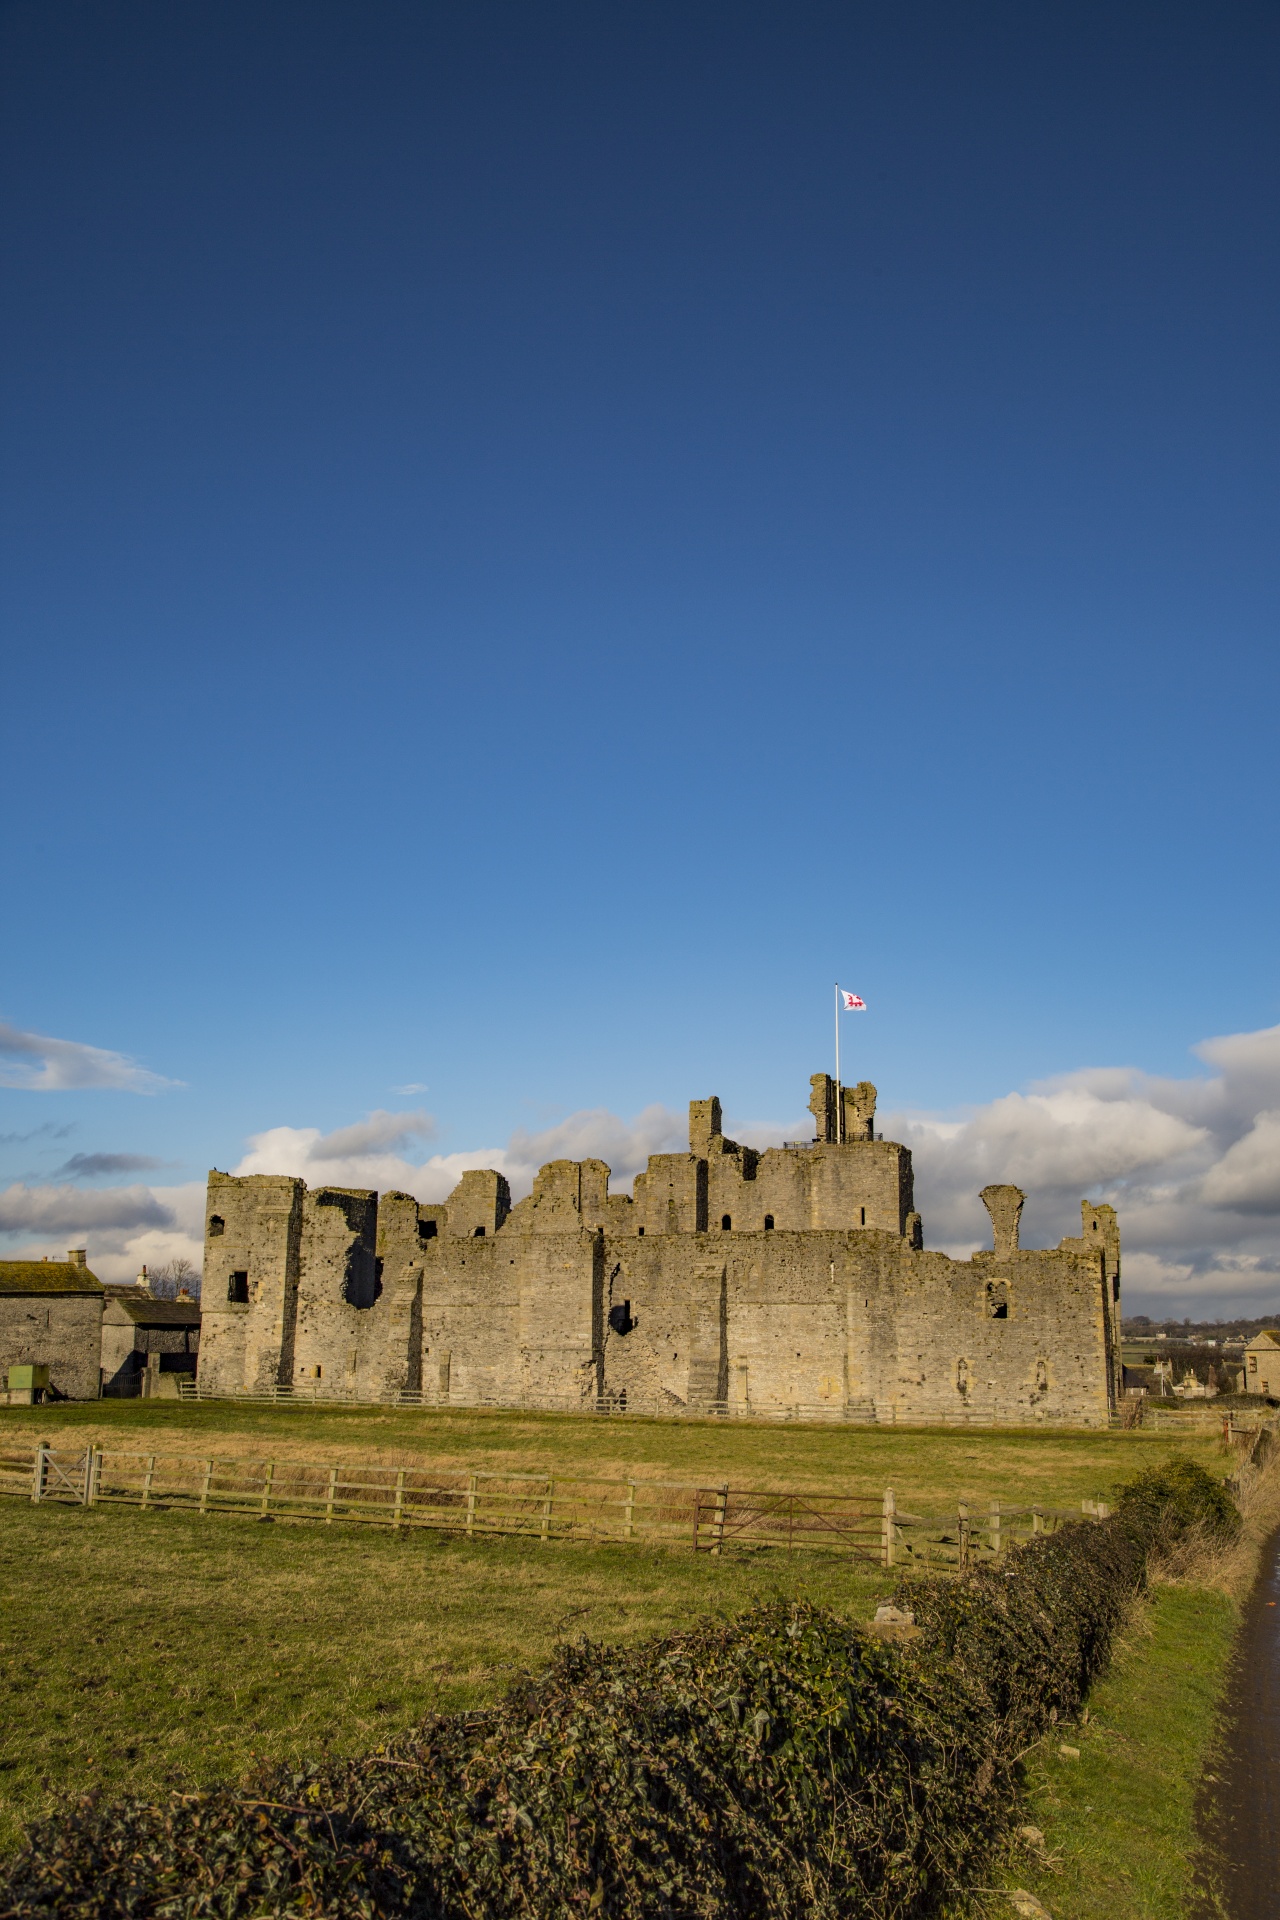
101;1286;201;1324
0;1258;103;1296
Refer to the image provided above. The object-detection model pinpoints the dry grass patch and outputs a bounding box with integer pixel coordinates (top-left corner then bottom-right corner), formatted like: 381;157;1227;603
0;1400;1226;1511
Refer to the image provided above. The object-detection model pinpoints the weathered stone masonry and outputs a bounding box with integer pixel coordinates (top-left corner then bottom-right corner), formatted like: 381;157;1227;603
197;1073;1122;1425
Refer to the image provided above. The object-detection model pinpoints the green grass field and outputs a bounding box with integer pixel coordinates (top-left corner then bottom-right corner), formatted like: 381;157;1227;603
0;1402;1234;1865
987;1581;1240;1920
0;1397;1224;1507
0;1498;893;1856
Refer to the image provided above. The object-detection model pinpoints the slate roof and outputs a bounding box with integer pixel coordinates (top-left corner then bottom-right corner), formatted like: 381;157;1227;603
0;1260;104;1296
101;1287;201;1326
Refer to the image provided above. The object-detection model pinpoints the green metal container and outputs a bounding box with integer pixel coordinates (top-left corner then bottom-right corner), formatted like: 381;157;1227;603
8;1364;49;1391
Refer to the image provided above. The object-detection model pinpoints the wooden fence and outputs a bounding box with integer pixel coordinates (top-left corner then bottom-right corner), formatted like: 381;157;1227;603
0;1443;1107;1569
171;1380;1115;1428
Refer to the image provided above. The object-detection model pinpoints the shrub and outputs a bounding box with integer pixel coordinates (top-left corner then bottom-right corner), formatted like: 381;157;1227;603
1112;1453;1241;1552
0;1460;1237;1920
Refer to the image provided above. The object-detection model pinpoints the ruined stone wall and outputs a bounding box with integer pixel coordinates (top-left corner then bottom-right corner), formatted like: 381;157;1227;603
588;1230;1110;1425
0;1293;103;1401
291;1186;387;1395
197;1073;1118;1426
199;1173;305;1392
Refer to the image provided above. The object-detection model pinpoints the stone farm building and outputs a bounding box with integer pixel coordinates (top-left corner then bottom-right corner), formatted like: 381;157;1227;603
101;1285;202;1398
1243;1330;1280;1397
0;1252;104;1402
198;1073;1123;1425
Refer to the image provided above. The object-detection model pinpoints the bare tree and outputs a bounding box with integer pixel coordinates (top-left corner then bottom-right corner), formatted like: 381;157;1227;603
144;1256;201;1302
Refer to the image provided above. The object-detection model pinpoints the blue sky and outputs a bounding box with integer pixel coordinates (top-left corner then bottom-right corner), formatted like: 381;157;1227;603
2;1;1278;1310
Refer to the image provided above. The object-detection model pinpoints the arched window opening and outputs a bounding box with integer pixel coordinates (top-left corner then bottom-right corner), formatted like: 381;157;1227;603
956;1358;970;1395
608;1300;634;1337
763;1215;774;1230
986;1280;1009;1320
228;1271;249;1304
1035;1359;1048;1392
208;1215;225;1237
418;1218;438;1242
721;1214;732;1231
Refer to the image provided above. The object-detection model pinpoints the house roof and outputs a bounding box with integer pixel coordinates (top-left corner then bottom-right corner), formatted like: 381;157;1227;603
0;1260;104;1296
101;1287;201;1326
1246;1330;1280;1350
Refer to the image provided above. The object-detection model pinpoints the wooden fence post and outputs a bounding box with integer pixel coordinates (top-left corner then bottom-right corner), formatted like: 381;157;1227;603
7;1446;1091;1574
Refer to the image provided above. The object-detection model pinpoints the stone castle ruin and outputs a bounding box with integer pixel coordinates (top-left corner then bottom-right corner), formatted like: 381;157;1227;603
198;1073;1122;1425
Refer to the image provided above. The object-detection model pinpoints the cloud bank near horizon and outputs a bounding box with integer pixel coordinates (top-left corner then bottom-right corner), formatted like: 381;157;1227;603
2;1023;1279;1311
885;1023;1280;1311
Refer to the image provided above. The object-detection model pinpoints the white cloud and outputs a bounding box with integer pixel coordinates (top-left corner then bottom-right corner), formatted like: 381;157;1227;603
1198;1112;1280;1214
0;1181;205;1284
232;1102;685;1202
504;1105;685;1192
0;1021;178;1093
884;1021;1280;1316
0;1184;174;1235
309;1110;435;1160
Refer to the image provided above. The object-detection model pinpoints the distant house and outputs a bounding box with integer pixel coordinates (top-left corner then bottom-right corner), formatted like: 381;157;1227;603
1243;1330;1280;1396
101;1282;201;1397
0;1251;104;1401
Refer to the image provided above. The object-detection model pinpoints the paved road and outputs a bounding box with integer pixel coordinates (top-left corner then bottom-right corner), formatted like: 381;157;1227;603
1197;1526;1280;1919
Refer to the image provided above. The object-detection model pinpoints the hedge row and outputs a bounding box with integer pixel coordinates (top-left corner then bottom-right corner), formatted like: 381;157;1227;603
0;1456;1237;1920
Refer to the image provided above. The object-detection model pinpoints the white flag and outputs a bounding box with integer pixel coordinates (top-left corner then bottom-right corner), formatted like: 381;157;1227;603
839;989;866;1011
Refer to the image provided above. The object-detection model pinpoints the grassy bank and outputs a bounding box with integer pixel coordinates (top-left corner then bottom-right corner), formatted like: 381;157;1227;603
988;1583;1239;1920
983;1454;1280;1920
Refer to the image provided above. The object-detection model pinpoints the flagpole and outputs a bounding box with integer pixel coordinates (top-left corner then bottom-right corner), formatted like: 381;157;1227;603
834;982;843;1144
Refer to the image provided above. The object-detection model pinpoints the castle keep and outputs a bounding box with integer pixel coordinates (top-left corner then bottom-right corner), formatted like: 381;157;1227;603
197;1074;1122;1425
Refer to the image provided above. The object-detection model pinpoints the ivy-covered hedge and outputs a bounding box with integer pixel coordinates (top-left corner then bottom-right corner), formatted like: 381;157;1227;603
0;1456;1237;1920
